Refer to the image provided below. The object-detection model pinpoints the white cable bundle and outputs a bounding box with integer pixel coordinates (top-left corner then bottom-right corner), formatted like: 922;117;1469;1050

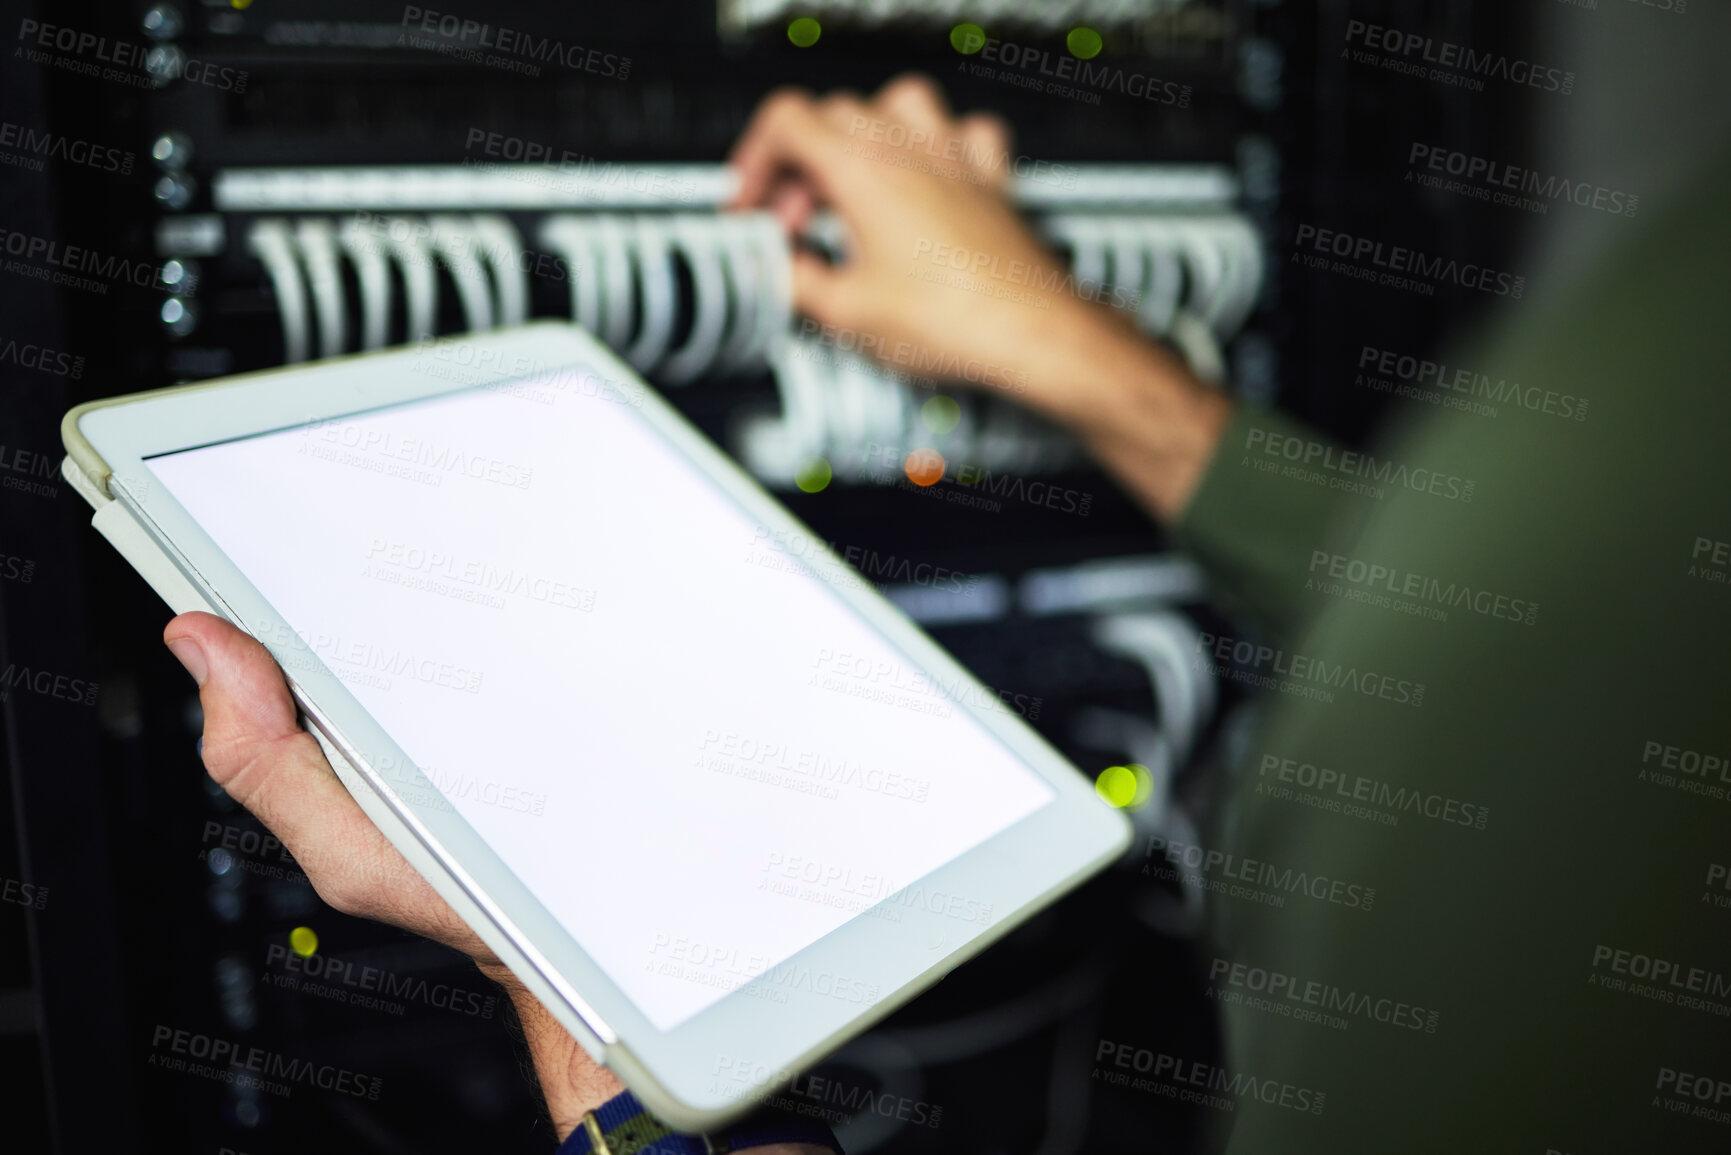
1089;610;1216;778
1039;211;1263;384
250;209;792;380
247;220;311;364
537;211;789;384
738;339;1082;488
247;213;528;363
244;204;1263;496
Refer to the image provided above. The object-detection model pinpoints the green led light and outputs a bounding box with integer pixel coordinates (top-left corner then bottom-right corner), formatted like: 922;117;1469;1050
1095;763;1153;808
921;395;961;434
787;18;822;48
1095;765;1138;808
951;23;986;55
289;926;319;957
1067;26;1103;60
795;458;833;493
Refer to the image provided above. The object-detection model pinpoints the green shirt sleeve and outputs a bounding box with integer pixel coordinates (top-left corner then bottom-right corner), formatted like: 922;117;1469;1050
1193;148;1731;1155
1173;403;1370;642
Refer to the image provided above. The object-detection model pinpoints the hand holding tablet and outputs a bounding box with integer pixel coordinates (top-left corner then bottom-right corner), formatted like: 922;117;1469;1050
63;322;1128;1128
159;608;635;1137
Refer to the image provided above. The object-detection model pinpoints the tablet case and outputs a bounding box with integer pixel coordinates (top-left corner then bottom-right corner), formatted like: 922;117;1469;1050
55;396;683;1118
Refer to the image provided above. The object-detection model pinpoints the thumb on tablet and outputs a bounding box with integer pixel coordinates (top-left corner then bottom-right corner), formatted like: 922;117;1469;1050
162;612;481;955
164;611;361;856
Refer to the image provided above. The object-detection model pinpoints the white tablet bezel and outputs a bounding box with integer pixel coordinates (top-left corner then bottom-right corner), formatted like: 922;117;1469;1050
70;321;1131;1130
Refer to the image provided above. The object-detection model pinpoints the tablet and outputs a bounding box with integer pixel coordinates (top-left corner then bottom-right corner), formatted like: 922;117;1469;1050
63;322;1130;1130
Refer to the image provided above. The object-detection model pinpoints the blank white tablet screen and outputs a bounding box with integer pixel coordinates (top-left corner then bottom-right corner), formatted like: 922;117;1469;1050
145;367;1054;1029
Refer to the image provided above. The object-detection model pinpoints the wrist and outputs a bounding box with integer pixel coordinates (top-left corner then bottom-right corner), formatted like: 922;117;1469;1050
485;971;834;1154
1015;301;1182;427
484;965;624;1140
1019;301;1232;522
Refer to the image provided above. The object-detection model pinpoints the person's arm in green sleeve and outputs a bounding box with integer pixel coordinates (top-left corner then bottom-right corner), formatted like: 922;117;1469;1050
1166;402;1366;638
1029;319;1360;641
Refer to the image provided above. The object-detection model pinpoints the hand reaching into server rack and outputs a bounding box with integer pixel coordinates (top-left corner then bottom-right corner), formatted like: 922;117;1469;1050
729;74;1233;521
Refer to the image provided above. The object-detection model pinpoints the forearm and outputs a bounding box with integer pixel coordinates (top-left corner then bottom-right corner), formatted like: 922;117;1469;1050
1036;315;1358;636
1013;302;1233;524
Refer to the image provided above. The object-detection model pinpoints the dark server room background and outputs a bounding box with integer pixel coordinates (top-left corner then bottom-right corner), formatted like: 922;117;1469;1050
1;1;1725;1152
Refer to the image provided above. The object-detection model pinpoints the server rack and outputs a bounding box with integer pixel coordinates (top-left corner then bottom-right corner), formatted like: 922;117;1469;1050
2;1;1541;1150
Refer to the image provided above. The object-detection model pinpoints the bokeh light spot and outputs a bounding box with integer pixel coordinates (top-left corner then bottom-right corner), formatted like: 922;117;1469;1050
1095;764;1152;808
951;23;986;55
921;395;962;434
905;449;946;487
787;18;822;48
289;926;319;958
795;458;833;493
1067;26;1103;59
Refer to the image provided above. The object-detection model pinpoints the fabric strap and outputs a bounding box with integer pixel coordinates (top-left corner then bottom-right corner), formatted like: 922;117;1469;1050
554;1089;842;1155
